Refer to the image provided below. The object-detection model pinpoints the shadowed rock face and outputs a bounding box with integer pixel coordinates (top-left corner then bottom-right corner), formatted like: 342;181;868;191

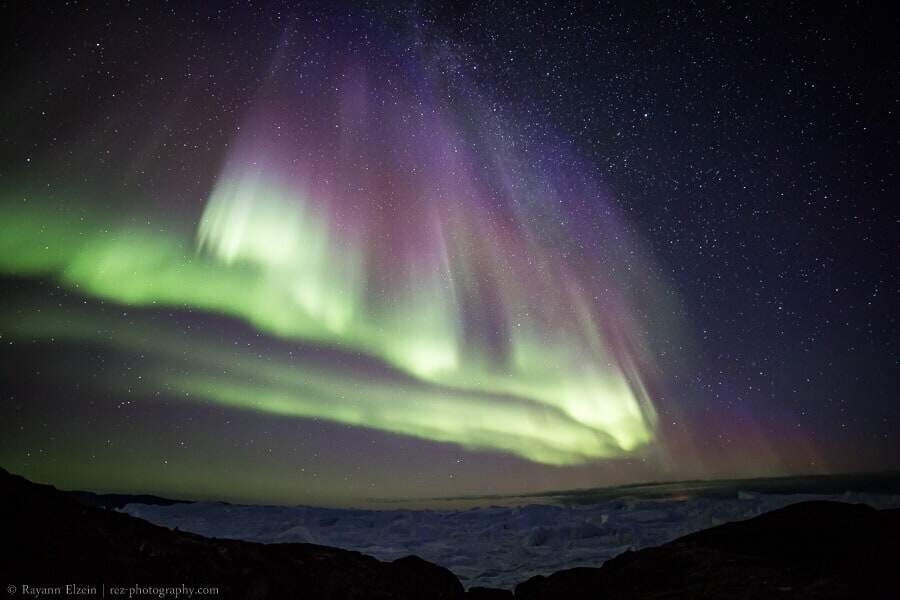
4;466;899;599
515;500;900;600
0;468;464;599
465;587;514;599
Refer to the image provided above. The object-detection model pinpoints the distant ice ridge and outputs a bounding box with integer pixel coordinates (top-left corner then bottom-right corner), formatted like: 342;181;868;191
122;492;900;590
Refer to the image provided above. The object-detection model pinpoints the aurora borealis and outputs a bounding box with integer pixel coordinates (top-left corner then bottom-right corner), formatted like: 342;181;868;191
0;25;661;468
1;2;897;505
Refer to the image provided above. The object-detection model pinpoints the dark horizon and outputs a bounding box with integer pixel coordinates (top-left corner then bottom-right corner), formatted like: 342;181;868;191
10;465;900;511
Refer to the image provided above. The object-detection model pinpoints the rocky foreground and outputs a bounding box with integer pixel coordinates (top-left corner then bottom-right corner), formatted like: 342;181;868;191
2;467;897;599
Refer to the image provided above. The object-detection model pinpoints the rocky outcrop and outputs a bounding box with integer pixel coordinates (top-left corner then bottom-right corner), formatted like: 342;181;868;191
0;467;463;599
515;500;900;599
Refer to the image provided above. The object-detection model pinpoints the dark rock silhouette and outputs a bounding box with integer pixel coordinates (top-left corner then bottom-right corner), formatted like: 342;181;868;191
3;467;898;599
0;467;463;599
465;586;514;598
515;500;900;599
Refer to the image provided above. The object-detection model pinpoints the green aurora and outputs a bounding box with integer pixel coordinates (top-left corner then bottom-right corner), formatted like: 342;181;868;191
0;179;658;466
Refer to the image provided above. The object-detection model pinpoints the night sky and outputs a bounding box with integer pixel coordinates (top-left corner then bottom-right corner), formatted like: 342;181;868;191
0;1;896;506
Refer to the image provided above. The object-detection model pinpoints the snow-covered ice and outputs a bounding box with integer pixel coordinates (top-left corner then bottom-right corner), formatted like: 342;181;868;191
122;491;900;590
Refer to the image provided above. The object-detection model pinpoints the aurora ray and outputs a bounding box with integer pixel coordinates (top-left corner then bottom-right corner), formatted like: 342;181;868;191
0;24;664;467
